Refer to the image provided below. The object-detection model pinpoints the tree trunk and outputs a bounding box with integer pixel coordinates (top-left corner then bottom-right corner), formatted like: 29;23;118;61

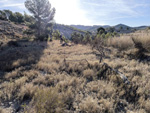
37;17;41;39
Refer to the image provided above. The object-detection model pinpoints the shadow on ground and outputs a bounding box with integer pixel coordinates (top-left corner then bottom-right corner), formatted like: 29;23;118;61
0;40;48;78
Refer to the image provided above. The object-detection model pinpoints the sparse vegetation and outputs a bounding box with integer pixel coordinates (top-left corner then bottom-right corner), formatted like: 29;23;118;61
0;0;150;112
0;36;150;112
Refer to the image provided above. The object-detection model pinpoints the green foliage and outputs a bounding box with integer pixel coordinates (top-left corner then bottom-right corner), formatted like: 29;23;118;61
0;10;7;20
120;26;123;30
71;31;94;44
105;33;111;38
52;30;60;40
107;27;115;33
24;12;34;23
126;27;129;30
83;32;92;44
95;31;119;39
97;27;106;35
15;12;24;23
62;36;68;43
0;10;25;23
3;10;18;23
71;32;83;44
47;35;52;42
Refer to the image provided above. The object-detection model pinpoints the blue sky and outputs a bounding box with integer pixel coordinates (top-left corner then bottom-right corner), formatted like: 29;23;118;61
0;0;150;26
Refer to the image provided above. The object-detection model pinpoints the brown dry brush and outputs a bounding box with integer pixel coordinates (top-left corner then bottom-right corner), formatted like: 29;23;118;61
91;38;140;110
92;38;105;63
131;37;150;62
0;40;148;112
92;38;130;84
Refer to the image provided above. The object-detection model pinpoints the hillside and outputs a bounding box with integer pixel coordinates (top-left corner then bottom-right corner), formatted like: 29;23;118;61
71;25;110;33
0;20;27;40
0;34;150;112
53;24;86;39
0;20;87;40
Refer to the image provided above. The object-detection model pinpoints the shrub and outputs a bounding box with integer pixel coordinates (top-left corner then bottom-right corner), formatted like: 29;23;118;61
79;96;102;113
83;69;95;81
30;87;64;113
144;99;150;112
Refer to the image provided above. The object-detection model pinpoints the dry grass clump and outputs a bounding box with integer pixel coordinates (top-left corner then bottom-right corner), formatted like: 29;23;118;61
86;80;115;97
79;96;102;113
36;61;60;74
60;87;75;110
0;76;28;101
133;36;150;52
28;87;64;113
18;83;37;102
144;99;150;112
99;98;114;112
0;82;18;101
107;36;134;50
4;68;21;80
83;69;95;81
79;96;114;113
107;30;150;56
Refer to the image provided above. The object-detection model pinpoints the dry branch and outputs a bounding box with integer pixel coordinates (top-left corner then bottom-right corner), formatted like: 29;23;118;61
102;63;130;84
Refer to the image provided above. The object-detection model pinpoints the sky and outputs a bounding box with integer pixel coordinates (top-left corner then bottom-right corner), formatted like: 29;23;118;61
0;0;150;26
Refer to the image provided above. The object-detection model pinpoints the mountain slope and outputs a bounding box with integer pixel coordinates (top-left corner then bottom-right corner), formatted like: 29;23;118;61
0;20;27;40
53;24;86;39
71;25;110;32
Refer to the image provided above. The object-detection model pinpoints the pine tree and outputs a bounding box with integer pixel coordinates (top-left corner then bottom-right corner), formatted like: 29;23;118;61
25;0;56;39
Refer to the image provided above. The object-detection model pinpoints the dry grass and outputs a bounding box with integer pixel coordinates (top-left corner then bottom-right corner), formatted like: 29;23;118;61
28;87;64;113
107;29;150;51
0;37;150;113
107;36;134;50
79;96;102;113
83;69;95;81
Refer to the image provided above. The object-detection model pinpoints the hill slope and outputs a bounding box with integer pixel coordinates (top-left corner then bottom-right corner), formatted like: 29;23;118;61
0;20;27;40
53;24;86;39
71;25;110;33
0;20;86;40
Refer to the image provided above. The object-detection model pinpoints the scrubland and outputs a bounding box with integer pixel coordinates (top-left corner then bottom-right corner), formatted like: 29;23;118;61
0;30;150;113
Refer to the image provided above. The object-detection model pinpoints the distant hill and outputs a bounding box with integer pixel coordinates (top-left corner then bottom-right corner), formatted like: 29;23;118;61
134;26;148;30
71;24;149;33
53;24;86;39
114;24;130;30
71;25;110;33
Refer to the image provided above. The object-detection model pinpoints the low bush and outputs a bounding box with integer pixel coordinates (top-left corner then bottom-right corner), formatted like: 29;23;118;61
29;87;64;113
